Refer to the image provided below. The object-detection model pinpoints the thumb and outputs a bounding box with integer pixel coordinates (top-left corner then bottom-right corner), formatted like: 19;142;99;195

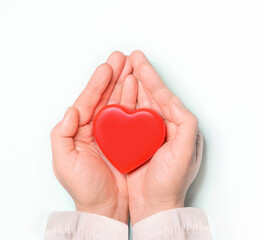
51;107;79;157
169;97;199;162
59;106;79;137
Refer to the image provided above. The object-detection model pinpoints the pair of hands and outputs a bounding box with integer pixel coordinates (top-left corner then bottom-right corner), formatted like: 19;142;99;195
50;50;203;225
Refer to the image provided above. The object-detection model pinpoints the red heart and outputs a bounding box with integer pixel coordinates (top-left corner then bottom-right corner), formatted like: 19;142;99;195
93;105;166;174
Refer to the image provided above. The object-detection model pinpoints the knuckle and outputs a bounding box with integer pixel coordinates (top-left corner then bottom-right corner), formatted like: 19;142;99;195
185;111;198;125
191;115;199;125
183;109;199;126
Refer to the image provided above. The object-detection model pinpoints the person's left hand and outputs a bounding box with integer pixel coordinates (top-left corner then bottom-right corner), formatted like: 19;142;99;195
126;50;203;225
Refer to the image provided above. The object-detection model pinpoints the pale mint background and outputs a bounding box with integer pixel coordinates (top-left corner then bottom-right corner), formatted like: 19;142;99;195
0;0;263;239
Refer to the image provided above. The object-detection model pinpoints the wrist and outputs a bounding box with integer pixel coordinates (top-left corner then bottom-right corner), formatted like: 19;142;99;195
129;199;184;225
75;197;129;224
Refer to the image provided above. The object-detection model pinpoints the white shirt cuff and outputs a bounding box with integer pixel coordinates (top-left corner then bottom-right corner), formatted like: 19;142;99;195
132;207;212;240
44;211;128;240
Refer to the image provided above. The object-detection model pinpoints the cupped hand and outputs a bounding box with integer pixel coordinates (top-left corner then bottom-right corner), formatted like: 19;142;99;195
127;51;203;225
50;51;138;224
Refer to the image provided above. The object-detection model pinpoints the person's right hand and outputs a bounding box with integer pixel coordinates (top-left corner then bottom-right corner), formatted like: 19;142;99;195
127;50;204;225
50;51;135;224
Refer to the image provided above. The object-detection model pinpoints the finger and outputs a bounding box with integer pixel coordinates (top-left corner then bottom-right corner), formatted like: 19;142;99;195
73;63;112;126
94;51;126;112
169;97;199;162
50;107;79;159
138;79;164;116
107;56;133;105
130;50;184;119
137;80;151;108
120;74;138;110
133;69;160;112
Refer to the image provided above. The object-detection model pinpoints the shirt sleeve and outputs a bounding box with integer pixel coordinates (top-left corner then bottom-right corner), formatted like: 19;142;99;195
44;211;128;240
132;207;213;240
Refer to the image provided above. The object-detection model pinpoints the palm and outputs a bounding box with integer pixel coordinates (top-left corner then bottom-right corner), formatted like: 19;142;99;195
51;52;133;223
127;50;201;224
65;122;124;210
127;114;182;207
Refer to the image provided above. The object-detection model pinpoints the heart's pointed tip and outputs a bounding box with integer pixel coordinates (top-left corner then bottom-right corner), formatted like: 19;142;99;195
119;170;129;175
115;164;134;174
117;168;134;175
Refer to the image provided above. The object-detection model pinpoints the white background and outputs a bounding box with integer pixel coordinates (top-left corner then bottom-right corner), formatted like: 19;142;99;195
0;0;263;239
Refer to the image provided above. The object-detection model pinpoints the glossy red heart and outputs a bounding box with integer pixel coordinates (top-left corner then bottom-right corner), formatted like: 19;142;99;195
93;105;166;174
